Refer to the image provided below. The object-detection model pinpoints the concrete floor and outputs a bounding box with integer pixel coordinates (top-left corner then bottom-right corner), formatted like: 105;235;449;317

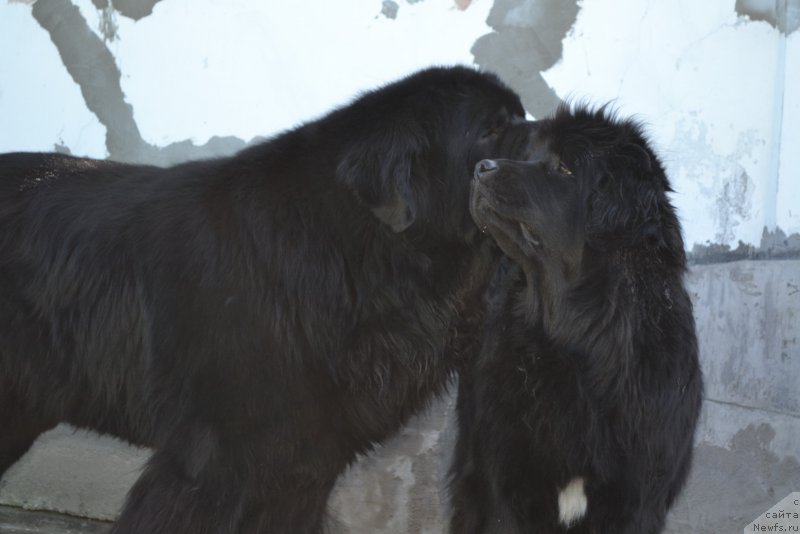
0;506;109;534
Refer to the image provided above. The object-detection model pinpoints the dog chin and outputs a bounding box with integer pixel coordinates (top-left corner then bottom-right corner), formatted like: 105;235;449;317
481;218;527;263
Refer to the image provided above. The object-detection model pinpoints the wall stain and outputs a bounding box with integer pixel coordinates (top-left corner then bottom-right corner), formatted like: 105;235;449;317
715;169;752;245
735;0;800;34
668;424;799;532
471;0;579;119
381;0;399;20
32;0;250;166
90;0;165;42
99;7;118;41
90;0;164;21
690;226;800;264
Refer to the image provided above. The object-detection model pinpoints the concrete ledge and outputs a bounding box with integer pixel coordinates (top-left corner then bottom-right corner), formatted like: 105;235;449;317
0;505;109;534
0;428;145;521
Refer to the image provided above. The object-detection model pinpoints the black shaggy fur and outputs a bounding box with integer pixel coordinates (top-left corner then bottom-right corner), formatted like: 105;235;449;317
0;67;535;534
449;105;703;534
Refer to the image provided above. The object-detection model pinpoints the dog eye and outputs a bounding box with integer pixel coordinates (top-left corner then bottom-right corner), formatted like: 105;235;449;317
481;124;502;139
558;162;573;176
481;114;509;138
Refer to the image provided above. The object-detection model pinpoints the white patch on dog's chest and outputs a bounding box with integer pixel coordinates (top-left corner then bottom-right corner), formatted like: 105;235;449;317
558;477;587;528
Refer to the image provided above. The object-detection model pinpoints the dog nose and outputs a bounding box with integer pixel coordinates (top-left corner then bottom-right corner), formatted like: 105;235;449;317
475;159;498;180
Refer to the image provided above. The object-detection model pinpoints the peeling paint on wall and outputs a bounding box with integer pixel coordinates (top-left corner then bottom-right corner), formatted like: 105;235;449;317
31;0;250;165
666;118;768;249
0;3;106;156
90;0;164;21
716;169;753;245
472;0;578;119
96;5;119;41
381;0;400;19
736;0;800;34
541;0;796;250
690;227;800;263
31;0;143;162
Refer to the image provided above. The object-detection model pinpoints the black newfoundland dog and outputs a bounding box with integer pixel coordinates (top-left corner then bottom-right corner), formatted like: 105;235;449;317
0;67;534;533
449;106;703;533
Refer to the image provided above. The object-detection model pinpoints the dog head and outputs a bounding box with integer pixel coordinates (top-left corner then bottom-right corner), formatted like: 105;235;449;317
336;67;536;240
470;105;685;298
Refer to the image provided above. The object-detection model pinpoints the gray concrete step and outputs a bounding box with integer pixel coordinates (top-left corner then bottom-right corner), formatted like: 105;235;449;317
0;506;110;534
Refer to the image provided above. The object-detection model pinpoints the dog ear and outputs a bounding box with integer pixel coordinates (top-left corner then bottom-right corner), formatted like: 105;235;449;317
336;126;426;233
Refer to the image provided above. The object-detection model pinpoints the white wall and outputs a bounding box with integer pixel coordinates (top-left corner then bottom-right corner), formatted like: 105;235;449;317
541;0;796;249
1;0;796;251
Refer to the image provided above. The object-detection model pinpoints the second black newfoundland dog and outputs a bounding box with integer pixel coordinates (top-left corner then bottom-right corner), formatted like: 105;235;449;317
0;67;534;533
450;106;703;533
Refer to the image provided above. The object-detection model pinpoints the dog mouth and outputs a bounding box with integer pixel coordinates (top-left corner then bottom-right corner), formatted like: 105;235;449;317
517;221;541;246
470;184;541;249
